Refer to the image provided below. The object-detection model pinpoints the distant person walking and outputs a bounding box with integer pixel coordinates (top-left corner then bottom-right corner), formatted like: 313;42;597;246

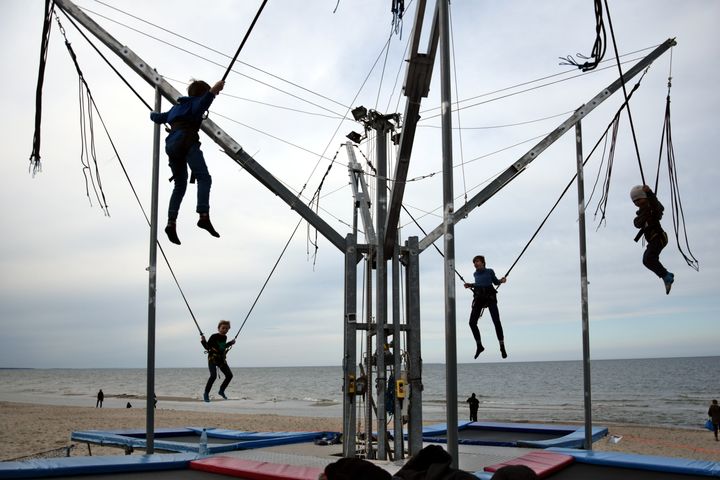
709;399;720;441
96;389;104;408
466;393;480;422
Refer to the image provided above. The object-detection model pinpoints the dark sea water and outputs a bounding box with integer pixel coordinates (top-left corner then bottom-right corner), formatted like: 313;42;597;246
1;356;716;428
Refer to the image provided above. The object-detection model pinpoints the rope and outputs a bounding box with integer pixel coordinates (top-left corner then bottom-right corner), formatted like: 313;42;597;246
29;0;55;176
656;51;700;271
449;2;468;207
232;217;303;341
558;0;607;72
55;9;205;335
55;12;110;216
501;75;646;281
221;0;269;82
308;151;340;268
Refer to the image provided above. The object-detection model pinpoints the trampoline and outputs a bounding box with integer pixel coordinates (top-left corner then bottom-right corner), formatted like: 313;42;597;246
0;453;323;480
70;427;334;454
422;421;609;448
474;449;720;479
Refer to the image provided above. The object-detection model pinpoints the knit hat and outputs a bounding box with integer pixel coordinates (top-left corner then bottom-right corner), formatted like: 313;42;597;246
630;185;647;202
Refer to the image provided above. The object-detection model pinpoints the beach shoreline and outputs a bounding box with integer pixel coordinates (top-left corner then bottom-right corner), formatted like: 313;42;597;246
1;401;718;463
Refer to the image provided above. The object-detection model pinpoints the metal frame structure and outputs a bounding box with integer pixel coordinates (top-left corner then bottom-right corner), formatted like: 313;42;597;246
53;0;676;464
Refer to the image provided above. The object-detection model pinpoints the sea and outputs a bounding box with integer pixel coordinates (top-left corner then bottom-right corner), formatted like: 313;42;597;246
1;356;717;429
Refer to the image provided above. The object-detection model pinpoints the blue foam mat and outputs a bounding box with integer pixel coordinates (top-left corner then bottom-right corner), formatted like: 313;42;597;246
548;447;720;477
0;452;196;479
71;427;332;454
421;421;608;449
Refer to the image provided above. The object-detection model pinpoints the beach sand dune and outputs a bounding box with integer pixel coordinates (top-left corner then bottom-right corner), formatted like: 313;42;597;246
1;402;718;463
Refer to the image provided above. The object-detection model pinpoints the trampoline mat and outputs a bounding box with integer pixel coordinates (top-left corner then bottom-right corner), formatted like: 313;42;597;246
437;429;566;442
151;435;240;445
36;471;245;480
546;463;706;480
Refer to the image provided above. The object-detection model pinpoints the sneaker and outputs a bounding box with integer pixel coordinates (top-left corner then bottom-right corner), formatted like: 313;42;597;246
500;342;508;359
218;391;228;400
663;272;674;295
474;343;485;359
197;215;220;238
164;223;181;245
203;392;210;403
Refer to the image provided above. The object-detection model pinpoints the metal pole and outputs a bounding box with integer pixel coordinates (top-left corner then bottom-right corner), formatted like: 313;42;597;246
375;119;388;460
343;234;358;457
145;87;161;454
392;240;404;459
438;0;458;467
365;257;373;458
405;237;423;455
575;121;593;450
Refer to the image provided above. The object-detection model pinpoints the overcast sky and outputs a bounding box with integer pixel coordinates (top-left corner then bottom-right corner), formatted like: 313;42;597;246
1;0;718;369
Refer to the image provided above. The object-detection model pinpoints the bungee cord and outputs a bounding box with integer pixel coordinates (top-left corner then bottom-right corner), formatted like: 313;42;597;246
654;51;699;271
221;0;268;82
602;0;645;184
53;9;207;335
55;11;110;215
29;0;55;176
558;0;607;72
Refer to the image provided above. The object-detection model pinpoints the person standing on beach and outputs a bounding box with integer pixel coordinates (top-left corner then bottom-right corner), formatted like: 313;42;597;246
150;79;225;245
96;389;104;408
463;255;508;359
201;320;235;402
709;399;720;441
630;185;674;294
466;393;480;422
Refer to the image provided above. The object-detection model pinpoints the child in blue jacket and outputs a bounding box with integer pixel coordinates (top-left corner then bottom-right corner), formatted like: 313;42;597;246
150;79;224;245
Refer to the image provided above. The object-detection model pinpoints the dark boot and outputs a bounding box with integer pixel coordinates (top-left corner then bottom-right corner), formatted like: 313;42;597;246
197;213;220;238
474;343;485;359
165;221;181;245
500;341;507;359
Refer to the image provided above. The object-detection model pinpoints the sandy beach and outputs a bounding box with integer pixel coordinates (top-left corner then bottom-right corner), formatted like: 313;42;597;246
1;401;718;463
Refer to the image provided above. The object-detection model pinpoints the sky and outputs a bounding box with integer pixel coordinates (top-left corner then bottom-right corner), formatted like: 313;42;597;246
0;1;718;369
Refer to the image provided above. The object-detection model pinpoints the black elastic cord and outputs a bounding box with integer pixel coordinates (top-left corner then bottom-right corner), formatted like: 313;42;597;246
222;0;269;82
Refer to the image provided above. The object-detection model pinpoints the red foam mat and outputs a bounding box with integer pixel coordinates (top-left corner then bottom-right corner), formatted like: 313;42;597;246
190;456;323;480
483;451;574;478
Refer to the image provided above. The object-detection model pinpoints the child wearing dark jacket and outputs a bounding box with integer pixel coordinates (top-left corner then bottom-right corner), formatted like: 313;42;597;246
150;79;224;245
630;185;674;294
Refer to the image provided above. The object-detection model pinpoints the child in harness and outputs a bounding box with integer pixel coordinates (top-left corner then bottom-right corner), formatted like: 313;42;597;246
463;255;508;359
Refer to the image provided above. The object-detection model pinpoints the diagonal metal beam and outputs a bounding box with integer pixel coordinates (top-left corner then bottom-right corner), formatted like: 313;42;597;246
345;143;376;245
418;37;677;252
55;0;346;252
383;0;439;256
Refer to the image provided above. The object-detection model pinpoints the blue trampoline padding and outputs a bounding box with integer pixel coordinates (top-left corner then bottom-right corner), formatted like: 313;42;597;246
473;473;493;480
548;447;720;477
421;421;474;436
0;453;196;479
186;427;329;441
421;422;608;449
483;451;574;478
72;428;333;454
191;456;323;480
518;426;608;448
